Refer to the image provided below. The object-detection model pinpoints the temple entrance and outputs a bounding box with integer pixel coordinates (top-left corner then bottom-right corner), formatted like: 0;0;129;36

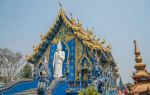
81;68;88;81
81;68;89;88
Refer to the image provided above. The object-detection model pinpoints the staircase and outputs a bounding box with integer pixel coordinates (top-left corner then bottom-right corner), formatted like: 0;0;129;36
0;78;32;92
15;89;36;95
0;78;38;95
47;78;66;95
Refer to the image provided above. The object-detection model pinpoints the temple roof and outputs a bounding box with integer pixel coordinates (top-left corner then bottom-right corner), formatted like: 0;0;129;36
26;8;112;64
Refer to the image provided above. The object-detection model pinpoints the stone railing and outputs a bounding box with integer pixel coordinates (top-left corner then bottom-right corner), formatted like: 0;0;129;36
0;78;33;92
47;78;66;95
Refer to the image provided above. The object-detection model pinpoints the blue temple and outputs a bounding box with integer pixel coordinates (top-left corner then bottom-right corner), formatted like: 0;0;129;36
0;8;119;95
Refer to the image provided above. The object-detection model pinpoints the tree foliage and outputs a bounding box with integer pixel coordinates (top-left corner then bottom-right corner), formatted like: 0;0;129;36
0;48;22;82
22;64;32;78
78;86;100;95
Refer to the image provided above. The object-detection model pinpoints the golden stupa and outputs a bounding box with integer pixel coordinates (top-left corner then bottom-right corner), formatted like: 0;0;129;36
130;40;150;95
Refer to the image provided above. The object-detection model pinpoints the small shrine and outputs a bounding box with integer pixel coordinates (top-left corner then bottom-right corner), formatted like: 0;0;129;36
130;40;150;95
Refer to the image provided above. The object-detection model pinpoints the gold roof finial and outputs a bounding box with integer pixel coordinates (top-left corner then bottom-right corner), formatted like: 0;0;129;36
70;12;76;25
134;40;142;63
77;18;82;26
58;0;62;8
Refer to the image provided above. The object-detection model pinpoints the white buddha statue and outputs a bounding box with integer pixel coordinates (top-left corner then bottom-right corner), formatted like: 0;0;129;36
53;41;65;78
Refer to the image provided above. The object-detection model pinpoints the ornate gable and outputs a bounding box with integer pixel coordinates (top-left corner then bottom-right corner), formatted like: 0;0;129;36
26;8;112;64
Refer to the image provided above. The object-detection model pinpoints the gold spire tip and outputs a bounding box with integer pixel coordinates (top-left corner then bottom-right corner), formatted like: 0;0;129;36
134;40;140;55
133;40;142;63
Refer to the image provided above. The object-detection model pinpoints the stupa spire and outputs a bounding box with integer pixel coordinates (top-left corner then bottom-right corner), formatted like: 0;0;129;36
134;40;142;63
133;40;150;82
134;40;145;71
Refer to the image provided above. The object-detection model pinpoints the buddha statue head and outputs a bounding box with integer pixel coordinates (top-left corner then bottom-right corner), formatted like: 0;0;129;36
57;41;62;51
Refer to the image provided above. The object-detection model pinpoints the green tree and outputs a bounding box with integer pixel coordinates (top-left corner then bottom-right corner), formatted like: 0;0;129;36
78;86;100;95
23;64;32;78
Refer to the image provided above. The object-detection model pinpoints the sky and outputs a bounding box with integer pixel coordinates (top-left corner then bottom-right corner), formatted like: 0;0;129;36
0;0;150;83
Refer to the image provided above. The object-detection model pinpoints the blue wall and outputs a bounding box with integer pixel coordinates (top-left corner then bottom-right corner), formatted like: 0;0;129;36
48;39;76;81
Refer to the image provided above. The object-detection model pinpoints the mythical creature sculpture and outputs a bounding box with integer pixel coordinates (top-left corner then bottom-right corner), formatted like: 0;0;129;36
37;57;50;95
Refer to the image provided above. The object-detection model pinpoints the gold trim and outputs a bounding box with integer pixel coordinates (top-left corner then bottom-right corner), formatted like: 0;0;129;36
27;8;112;64
75;38;79;80
78;54;92;70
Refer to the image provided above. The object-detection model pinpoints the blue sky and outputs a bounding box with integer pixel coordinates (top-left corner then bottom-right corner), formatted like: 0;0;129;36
0;0;150;83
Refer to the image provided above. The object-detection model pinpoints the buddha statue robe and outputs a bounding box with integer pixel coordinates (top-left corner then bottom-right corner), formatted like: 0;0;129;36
53;41;65;78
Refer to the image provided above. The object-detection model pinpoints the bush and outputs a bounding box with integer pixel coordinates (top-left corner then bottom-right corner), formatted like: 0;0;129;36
22;64;32;78
78;86;100;95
